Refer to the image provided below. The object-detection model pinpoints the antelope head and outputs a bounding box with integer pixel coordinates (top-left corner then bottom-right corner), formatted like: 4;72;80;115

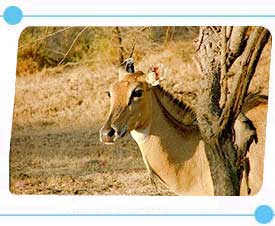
100;59;166;144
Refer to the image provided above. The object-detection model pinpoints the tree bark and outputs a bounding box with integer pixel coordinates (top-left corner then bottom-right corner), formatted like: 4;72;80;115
195;26;270;195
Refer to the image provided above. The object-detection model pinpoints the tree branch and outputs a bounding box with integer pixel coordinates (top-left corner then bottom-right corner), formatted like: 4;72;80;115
219;27;270;132
114;26;126;64
220;27;229;108
226;26;249;69
58;27;88;66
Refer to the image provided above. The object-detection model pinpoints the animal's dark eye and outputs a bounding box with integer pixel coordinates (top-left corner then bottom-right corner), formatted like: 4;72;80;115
106;91;111;97
128;88;143;106
132;89;143;98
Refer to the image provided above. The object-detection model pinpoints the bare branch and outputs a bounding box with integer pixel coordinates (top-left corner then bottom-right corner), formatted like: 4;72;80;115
226;26;249;69
226;26;233;39
58;27;88;66
128;38;136;58
220;27;229;108
219;27;270;132
114;26;126;64
164;26;171;46
19;27;72;49
195;27;205;51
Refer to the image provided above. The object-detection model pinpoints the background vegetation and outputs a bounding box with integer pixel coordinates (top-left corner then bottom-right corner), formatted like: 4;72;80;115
17;27;199;75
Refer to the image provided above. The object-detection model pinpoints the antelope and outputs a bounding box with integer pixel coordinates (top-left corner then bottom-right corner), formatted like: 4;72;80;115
100;58;268;195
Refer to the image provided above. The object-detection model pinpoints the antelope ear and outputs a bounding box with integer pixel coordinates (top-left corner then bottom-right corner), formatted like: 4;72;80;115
146;64;166;86
118;58;135;80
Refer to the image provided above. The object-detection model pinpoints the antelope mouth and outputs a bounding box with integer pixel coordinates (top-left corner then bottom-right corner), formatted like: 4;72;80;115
113;126;128;141
120;126;128;138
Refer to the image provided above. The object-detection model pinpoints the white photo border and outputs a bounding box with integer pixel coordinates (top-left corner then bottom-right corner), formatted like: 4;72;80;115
0;3;274;225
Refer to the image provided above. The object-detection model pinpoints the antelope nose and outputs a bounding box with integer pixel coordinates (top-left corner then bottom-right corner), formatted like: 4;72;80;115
100;126;116;143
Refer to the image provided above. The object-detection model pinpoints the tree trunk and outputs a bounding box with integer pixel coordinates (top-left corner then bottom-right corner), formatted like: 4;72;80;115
195;26;270;195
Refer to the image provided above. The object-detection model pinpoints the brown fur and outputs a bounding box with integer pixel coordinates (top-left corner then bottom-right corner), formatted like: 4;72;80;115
101;72;267;195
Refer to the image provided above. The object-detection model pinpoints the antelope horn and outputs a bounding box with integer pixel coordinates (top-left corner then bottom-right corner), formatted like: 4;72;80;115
129;38;136;58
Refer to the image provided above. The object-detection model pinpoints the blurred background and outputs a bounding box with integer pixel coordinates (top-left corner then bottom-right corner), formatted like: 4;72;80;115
10;26;271;195
17;27;199;75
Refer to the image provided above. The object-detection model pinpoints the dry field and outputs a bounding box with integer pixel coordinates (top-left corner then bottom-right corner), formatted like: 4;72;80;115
10;35;271;195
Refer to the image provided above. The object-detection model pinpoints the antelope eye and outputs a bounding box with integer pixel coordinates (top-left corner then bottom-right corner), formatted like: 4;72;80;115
128;88;144;106
132;88;143;98
106;91;111;97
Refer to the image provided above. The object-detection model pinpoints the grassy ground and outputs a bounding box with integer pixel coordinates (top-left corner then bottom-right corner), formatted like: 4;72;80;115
10;64;174;195
10;37;271;195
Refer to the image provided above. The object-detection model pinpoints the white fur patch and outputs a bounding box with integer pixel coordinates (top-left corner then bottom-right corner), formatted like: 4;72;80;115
130;126;150;144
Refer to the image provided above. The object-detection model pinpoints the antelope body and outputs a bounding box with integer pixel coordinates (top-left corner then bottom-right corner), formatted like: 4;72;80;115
100;59;267;195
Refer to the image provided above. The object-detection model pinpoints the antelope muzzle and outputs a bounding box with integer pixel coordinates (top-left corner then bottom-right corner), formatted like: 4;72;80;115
100;124;127;144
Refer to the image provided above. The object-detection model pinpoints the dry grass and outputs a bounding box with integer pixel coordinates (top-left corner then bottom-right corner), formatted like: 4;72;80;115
10;29;271;195
11;61;176;195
